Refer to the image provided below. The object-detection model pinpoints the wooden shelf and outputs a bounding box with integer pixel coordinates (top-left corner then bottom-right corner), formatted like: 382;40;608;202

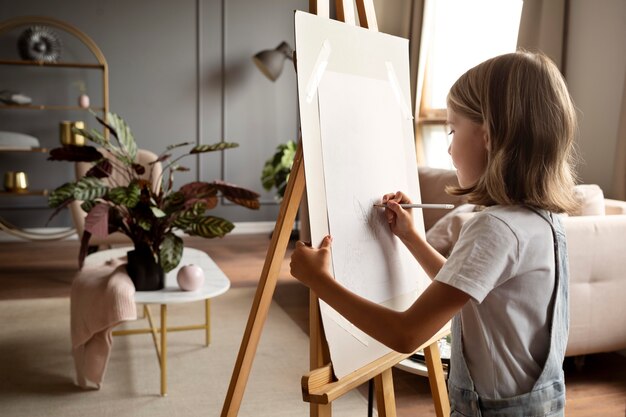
0;189;48;196
0;104;104;111
0;147;48;153
0;59;104;69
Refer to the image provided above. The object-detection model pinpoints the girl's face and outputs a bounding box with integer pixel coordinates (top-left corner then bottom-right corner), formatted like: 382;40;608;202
446;108;489;188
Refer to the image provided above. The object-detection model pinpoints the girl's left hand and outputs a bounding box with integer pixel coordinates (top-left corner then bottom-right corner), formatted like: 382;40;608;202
290;235;333;288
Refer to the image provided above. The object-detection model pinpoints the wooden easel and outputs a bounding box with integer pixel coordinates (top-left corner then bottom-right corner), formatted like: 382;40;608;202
221;1;450;416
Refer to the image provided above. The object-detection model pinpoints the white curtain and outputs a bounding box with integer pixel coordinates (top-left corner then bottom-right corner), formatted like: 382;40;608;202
516;0;567;71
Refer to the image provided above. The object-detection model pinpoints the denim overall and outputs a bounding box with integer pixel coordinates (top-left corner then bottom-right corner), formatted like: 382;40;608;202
448;209;569;417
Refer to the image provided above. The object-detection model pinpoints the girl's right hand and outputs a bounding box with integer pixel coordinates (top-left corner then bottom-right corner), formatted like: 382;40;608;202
382;191;415;240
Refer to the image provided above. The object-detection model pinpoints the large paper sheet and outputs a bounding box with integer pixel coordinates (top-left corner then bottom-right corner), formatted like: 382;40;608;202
316;70;428;378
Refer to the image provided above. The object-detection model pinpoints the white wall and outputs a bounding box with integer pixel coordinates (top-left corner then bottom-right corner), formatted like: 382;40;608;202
565;0;626;196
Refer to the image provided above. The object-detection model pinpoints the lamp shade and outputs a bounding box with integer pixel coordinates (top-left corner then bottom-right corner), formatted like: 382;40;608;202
252;41;293;82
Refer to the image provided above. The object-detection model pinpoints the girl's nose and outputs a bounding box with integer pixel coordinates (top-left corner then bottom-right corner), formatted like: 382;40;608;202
447;144;452;155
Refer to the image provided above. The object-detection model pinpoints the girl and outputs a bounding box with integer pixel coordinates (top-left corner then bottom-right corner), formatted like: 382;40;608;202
290;51;578;417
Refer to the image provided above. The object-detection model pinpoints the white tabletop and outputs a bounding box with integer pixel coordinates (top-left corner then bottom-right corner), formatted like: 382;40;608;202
84;247;230;304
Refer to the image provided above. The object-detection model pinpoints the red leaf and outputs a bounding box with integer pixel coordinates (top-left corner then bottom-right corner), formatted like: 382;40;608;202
179;182;218;199
84;203;110;238
212;180;260;209
85;159;113;178
48;145;103;162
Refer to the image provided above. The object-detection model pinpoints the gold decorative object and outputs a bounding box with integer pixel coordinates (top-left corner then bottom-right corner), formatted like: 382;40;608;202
4;171;28;192
60;120;85;146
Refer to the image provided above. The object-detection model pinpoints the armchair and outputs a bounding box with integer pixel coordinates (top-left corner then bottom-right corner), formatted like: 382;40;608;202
69;148;163;249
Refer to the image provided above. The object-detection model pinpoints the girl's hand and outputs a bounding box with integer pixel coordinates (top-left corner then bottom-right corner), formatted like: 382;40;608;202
290;235;333;289
381;191;415;240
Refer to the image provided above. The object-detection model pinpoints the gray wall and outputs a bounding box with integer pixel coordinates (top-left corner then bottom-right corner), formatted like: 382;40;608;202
565;0;626;196
0;0;307;228
2;0;624;230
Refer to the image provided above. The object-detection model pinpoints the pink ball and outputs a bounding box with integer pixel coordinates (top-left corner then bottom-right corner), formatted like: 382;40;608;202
177;264;205;291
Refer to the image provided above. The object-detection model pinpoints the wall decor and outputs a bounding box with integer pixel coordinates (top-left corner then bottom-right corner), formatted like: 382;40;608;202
17;25;62;62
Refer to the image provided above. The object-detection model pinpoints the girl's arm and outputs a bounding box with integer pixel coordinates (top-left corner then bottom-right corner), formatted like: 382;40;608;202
290;237;470;354
382;192;447;279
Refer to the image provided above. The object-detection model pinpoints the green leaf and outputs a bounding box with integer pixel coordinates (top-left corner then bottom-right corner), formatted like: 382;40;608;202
150;206;166;218
189;142;239;154
73;177;108;201
80;200;96;212
73;127;107;147
104;112;138;161
107;183;140;207
48;182;76;208
172;200;206;228
190;215;234;238
138;218;152;231
159;233;184;272
166;141;193;150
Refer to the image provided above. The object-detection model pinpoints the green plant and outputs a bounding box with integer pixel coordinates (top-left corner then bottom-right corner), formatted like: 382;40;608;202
260;140;296;201
48;111;260;272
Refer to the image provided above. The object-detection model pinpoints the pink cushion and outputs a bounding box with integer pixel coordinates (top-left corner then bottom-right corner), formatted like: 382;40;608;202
572;184;605;216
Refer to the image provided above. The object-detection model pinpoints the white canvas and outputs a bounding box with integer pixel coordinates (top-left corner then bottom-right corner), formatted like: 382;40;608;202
295;10;431;380
314;70;428;378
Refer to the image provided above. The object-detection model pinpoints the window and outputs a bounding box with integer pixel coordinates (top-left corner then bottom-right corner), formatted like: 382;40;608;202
415;0;523;169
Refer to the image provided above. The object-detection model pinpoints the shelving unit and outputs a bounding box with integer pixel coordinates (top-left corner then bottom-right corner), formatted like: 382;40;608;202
0;16;109;241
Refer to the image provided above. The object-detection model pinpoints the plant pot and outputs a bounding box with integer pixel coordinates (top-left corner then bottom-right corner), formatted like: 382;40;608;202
126;244;164;291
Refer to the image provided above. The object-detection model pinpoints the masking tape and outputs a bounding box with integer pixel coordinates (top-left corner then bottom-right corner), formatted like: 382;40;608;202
305;39;332;103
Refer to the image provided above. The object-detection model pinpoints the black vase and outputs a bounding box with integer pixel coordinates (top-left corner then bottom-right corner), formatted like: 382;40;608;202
126;244;165;291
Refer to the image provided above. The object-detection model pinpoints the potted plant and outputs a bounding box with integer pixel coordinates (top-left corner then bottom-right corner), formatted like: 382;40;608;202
260;140;300;240
260;140;296;202
47;111;260;290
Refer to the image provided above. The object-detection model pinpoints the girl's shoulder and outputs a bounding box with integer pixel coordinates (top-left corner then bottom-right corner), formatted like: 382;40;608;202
467;205;552;240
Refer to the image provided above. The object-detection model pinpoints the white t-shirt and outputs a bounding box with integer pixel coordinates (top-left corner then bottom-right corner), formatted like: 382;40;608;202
435;205;556;399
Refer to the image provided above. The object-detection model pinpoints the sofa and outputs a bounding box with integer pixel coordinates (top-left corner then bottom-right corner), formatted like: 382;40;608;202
417;167;626;357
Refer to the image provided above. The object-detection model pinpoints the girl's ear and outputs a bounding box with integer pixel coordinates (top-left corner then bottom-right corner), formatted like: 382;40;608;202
481;123;490;151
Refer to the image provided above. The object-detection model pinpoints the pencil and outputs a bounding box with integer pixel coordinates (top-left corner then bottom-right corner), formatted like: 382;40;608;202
373;203;455;209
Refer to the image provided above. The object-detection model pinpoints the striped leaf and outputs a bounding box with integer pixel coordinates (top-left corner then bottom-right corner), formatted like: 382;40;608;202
191;215;234;238
73;177;108;202
159;233;184;272
189;142;239;154
102;112;137;162
107;183;140;208
80;200;96;213
48;182;76;208
166;141;193;150
212;180;261;209
73;127;107;147
178;181;218;200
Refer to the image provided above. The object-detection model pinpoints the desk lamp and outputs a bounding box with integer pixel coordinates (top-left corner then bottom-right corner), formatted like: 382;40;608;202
252;41;294;81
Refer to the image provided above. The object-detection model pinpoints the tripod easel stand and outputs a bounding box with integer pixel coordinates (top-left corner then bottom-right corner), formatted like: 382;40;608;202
221;1;450;416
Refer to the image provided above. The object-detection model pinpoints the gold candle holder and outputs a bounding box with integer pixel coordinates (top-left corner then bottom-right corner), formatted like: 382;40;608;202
4;171;29;192
60;121;86;146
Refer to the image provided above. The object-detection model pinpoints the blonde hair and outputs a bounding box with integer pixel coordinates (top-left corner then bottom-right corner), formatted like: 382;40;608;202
446;51;579;214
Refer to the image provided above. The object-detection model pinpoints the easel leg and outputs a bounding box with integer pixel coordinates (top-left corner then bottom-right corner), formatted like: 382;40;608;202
161;304;168;397
221;146;306;417
423;342;450;417
374;368;396;417
310;291;332;417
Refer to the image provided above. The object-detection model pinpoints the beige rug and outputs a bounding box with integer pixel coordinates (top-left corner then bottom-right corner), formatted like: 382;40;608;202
0;288;371;417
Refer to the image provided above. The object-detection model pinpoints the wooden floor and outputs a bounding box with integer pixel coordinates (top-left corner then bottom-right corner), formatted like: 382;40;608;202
0;234;625;416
